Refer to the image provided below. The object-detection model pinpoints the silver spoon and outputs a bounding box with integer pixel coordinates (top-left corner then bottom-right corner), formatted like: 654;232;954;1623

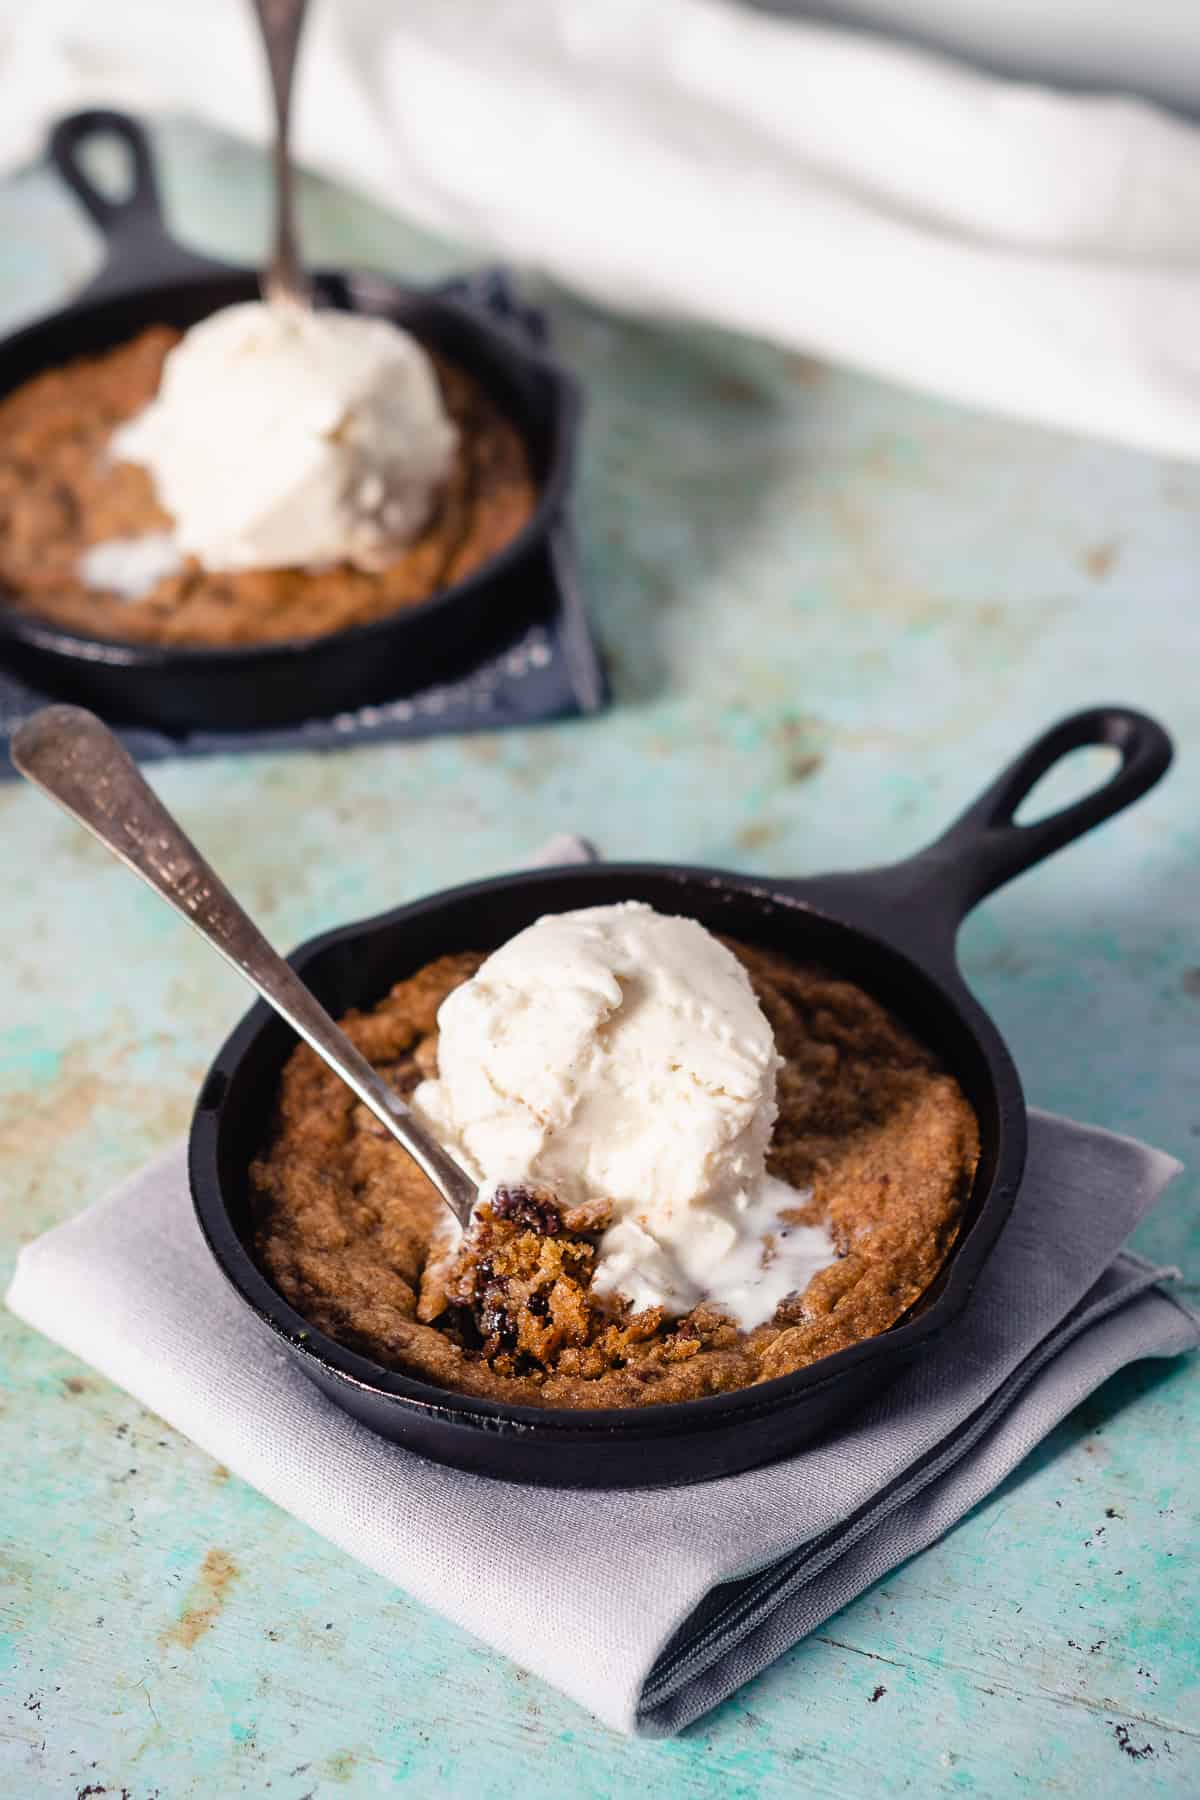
10;705;478;1229
251;0;313;309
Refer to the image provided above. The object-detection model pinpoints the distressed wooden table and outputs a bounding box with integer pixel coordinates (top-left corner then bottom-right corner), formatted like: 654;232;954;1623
1;121;1197;1798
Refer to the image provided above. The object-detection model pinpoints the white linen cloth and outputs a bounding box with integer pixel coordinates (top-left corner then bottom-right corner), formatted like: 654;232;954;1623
1;0;1200;458
5;838;1196;1735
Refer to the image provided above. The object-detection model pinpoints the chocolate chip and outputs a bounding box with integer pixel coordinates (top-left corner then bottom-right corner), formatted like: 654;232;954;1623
490;1185;562;1235
450;1305;484;1351
526;1291;550;1317
478;1280;517;1349
480;1310;515;1350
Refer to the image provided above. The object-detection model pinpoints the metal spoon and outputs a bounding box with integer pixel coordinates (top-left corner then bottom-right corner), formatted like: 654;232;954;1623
250;0;313;309
10;705;478;1229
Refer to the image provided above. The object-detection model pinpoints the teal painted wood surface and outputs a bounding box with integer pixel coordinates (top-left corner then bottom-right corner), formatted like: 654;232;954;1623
0;119;1197;1797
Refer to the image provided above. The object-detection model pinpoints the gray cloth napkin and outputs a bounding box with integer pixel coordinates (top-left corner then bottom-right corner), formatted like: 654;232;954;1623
5;844;1196;1736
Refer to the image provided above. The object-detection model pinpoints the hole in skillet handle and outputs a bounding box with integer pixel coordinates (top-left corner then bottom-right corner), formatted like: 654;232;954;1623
49;110;162;236
794;706;1174;972
929;705;1174;917
1011;743;1122;825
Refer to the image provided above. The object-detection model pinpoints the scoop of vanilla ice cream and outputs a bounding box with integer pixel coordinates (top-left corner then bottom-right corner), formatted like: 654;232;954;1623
414;902;834;1328
112;301;458;573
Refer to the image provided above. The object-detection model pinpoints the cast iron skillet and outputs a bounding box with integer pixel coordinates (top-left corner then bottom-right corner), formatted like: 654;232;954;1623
0;112;581;732
190;704;1172;1488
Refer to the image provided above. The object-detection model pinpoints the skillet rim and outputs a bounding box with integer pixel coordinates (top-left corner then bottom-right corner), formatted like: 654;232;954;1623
188;859;1026;1441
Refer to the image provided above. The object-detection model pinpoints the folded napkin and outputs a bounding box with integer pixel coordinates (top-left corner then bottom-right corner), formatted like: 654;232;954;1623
4;1;1200;457
5;844;1197;1735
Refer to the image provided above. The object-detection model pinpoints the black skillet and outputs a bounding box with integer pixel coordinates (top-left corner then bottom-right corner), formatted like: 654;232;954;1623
189;704;1172;1488
0;112;583;733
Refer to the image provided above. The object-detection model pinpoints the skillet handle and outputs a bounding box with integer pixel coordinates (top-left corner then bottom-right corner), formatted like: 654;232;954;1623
50;110;163;239
923;705;1173;913
792;706;1173;967
48;110;234;300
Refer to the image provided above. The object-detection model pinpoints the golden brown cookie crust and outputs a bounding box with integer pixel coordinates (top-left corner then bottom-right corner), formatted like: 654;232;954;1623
249;938;980;1410
0;324;536;647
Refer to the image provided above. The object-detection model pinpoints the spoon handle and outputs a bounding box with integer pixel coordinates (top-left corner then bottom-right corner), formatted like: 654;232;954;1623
10;706;476;1227
251;0;313;309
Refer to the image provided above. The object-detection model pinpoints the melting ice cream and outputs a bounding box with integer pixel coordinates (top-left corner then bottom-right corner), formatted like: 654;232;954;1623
109;300;457;577
415;902;834;1328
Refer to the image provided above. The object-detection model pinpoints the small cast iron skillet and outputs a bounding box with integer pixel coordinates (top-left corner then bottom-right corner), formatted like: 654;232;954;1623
0;112;582;733
190;705;1172;1487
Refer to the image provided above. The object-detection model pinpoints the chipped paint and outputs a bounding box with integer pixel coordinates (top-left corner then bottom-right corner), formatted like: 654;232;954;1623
1080;540;1120;580
160;1550;240;1651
